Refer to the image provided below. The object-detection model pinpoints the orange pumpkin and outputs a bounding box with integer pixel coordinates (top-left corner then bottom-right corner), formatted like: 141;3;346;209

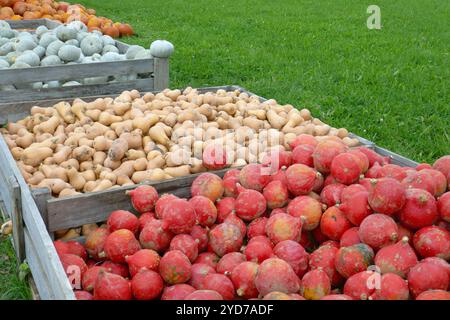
87;26;102;33
23;10;41;20
118;23;134;37
87;17;101;28
13;1;28;16
103;25;120;38
0;6;15;18
10;14;23;20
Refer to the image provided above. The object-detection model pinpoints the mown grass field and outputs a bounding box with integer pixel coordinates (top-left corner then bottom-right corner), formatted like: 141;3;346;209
1;0;449;299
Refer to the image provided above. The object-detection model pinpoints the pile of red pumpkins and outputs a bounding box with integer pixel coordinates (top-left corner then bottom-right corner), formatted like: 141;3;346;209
54;134;450;300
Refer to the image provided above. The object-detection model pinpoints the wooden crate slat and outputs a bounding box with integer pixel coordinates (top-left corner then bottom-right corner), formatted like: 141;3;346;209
46;168;231;231
0;59;153;85
5;18;61;30
0;135;74;299
0;78;154;106
24;227;75;300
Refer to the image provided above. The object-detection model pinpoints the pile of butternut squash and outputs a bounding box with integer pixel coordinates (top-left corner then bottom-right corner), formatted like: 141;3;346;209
1;87;359;198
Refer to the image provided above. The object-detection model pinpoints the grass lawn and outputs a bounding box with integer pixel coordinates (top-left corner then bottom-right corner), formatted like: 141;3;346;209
0;237;31;300
1;0;449;300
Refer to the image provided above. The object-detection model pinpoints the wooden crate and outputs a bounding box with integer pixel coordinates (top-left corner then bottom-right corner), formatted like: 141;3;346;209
4;18;62;31
0;19;171;103
0;85;418;300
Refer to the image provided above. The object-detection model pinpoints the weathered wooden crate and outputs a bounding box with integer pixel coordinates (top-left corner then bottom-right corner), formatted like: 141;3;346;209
0;85;419;300
0;19;171;103
5;18;62;31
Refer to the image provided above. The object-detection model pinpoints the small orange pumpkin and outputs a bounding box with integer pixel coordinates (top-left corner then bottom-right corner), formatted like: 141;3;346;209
103;25;120;38
118;23;134;37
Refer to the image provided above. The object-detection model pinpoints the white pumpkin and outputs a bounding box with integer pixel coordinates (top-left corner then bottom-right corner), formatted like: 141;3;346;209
0;42;13;55
11;61;31;69
40;55;62;67
149;40;174;58
0;37;9;46
80;35;103;56
102;35;115;46
46;40;64;56
45;80;61;88
62;81;82;87
101;52;123;62
39;33;58;48
0;59;9;69
6;51;19;64
134;49;152;59
0;21;11;30
125;45;145;59
58;45;81;62
102;44;119;55
15;50;40;67
76;31;89;43
65;39;79;47
35;26;49;38
0;29;15;39
14;38;37;52
56;26;78;42
68;21;87;33
33;45;46;58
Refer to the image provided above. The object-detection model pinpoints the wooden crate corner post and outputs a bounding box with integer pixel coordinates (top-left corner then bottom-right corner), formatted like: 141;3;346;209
151;40;174;91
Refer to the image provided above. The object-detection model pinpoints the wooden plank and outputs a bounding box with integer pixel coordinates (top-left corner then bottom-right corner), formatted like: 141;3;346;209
31;188;52;227
46;168;232;231
24;227;54;300
0;85;232;124
9;175;25;263
0;135;74;299
153;57;169;90
0;59;154;85
0;78;154;105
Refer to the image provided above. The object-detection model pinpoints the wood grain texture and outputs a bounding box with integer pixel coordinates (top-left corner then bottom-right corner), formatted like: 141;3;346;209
46;168;232;231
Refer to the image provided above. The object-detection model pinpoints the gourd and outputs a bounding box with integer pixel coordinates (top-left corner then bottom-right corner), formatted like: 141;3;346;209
39;33;58;48
80;35;103;56
0;42;13;55
15;50;40;67
62;81;82;87
41;55;62;67
134;49;152;59
0;21;10;29
13;38;37;52
6;51;18;64
56;26;78;42
33;45;46;58
102;35;115;46
101;52;122;62
0;37;9;47
68;21;87;33
44;81;61;88
102;44;119;55
83;77;109;85
65;39;79;47
0;59;9;69
149;40;174;58
35;26;49;38
58;45;81;62
11;61;30;69
76;32;89;43
46;40;64;56
0;28;15;39
125;45;145;59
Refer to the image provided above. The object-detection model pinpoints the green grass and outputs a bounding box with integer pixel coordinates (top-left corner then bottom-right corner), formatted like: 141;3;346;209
77;0;449;163
0;237;31;300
